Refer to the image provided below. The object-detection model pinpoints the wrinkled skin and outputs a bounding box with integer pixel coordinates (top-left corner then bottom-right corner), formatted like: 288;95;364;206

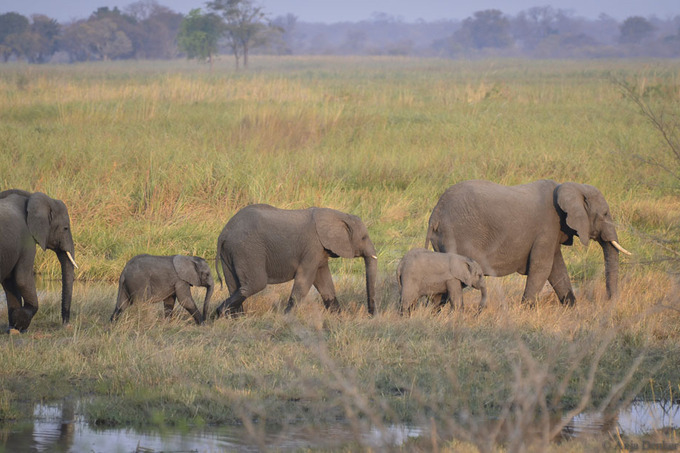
425;180;626;306
111;254;214;325
214;204;378;317
0;190;76;332
397;248;487;314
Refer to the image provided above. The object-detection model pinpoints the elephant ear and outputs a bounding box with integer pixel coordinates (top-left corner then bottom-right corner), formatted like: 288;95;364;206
313;208;354;258
173;255;201;287
456;258;481;287
556;183;590;246
27;193;52;251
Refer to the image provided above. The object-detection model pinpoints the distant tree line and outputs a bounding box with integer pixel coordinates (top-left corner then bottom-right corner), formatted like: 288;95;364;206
1;1;678;65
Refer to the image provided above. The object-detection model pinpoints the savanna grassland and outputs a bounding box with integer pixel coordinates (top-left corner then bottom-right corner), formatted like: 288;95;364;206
1;57;680;451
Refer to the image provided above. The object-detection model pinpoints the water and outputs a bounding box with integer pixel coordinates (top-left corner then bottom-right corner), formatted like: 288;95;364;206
565;400;680;437
1;400;678;452
0;401;422;452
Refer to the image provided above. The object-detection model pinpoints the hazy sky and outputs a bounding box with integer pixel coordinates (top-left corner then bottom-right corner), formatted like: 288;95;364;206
2;0;678;23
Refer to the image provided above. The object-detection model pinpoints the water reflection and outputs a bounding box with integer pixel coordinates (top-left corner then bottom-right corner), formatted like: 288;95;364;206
2;400;678;452
565;400;680;437
0;401;422;452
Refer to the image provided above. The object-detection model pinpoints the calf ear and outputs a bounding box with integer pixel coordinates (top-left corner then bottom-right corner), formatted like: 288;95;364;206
459;259;476;287
173;255;201;287
27;193;51;250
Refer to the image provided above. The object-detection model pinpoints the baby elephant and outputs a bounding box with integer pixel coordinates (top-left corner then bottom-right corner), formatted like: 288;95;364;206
111;254;214;325
397;248;487;314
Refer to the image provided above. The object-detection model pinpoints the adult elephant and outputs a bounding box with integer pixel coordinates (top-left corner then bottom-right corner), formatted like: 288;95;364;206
214;204;378;317
0;190;78;332
425;180;630;306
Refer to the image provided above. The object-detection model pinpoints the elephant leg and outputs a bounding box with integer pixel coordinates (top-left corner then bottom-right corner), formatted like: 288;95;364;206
175;285;203;325
548;251;576;306
399;285;418;315
313;263;340;313
446;280;464;310
214;291;247;318
215;271;266;318
2;279;23;330
163;296;176;319
284;270;315;313
522;246;554;307
13;270;39;331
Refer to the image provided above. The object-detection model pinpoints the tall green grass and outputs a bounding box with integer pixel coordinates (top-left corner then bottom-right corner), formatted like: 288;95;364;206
0;57;679;449
1;57;676;279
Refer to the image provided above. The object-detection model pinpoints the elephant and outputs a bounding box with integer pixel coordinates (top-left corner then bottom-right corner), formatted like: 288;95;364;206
214;204;378;317
397;248;487;313
110;254;214;325
0;189;77;332
425;180;631;306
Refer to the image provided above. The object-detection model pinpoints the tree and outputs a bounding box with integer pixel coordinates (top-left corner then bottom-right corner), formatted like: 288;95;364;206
25;15;61;63
128;1;183;59
269;13;297;55
207;0;267;68
619;16;655;44
512;6;558;51
177;9;222;65
0;12;29;61
458;9;513;50
61;17;132;61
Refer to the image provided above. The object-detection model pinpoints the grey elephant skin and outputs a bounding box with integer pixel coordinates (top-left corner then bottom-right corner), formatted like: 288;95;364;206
214;204;378;316
0;190;77;332
111;254;214;325
425;180;631;305
397;248;487;313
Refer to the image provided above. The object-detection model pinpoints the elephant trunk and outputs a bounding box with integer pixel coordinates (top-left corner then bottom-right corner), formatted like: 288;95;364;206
478;282;488;312
56;250;75;325
599;239;619;300
203;280;214;321
364;254;378;315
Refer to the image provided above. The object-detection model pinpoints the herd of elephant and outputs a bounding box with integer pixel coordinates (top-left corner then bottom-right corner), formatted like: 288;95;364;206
0;179;631;332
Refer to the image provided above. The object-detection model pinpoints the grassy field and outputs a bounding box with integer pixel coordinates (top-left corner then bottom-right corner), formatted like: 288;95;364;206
0;57;679;451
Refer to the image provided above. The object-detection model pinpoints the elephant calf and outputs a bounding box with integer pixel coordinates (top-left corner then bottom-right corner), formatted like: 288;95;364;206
397;248;487;314
111;254;214;325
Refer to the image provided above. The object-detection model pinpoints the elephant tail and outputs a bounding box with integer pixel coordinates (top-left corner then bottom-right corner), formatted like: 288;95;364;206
112;273;130;322
424;218;437;250
396;259;403;291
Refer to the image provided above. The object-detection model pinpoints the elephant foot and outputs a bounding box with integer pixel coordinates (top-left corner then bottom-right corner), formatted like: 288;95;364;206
213;306;243;319
559;291;576;307
7;328;21;335
11;308;33;332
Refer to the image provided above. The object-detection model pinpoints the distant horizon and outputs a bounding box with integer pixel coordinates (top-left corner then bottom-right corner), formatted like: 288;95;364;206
1;0;678;24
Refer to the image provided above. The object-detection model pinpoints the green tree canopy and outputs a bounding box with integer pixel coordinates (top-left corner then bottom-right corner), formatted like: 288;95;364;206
207;0;267;68
177;9;222;65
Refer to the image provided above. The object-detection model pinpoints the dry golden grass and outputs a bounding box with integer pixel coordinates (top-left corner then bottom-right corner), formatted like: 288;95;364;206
0;57;679;450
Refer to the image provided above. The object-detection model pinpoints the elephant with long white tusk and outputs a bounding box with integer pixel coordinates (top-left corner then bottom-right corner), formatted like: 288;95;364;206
0;189;77;331
425;180;631;306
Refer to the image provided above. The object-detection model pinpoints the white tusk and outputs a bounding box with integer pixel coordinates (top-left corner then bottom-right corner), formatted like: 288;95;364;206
611;240;632;256
66;251;79;269
371;255;378;260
